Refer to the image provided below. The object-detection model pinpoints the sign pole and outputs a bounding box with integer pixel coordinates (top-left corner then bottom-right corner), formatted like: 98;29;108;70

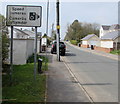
56;0;60;61
34;27;37;81
10;26;13;84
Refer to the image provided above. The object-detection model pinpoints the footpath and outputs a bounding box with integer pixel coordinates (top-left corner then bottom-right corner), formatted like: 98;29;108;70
66;42;119;61
46;48;91;102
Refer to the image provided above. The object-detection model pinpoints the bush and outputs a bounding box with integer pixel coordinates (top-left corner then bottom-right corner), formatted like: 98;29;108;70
27;54;48;63
70;40;78;45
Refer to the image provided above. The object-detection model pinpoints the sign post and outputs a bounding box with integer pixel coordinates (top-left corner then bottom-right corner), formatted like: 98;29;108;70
6;5;42;81
34;27;37;80
10;26;13;84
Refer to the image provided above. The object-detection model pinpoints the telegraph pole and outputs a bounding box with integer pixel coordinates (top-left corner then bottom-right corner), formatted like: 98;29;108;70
56;0;60;61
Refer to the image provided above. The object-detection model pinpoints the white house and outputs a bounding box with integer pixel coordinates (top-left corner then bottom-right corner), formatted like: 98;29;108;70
12;38;34;65
94;30;120;53
99;25;110;38
109;24;120;32
23;29;40;53
81;24;120;53
101;30;120;49
23;29;35;39
81;34;100;48
8;28;37;65
8;27;29;39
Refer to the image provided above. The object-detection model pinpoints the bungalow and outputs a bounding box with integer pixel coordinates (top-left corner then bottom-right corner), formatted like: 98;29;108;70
81;34;100;48
94;30;120;53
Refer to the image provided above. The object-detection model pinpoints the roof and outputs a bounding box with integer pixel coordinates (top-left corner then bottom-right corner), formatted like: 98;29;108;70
102;25;110;30
14;28;29;36
109;24;120;30
81;34;96;40
101;30;120;40
23;29;35;36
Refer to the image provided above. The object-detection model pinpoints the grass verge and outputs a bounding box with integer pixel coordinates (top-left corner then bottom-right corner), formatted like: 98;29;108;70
2;55;48;103
110;50;120;55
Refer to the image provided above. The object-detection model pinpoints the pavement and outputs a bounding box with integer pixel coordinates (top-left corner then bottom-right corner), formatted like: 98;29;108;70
46;48;91;102
66;42;119;61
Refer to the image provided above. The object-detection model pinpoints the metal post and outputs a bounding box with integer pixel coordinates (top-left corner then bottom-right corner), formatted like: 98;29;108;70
46;0;49;36
39;34;42;53
56;0;60;61
10;26;13;84
45;0;49;67
34;27;37;81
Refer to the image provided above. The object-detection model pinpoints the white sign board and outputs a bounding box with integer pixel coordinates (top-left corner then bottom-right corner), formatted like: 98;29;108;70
6;5;42;27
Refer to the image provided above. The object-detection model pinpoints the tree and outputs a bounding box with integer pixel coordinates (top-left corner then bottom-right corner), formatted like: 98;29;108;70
51;23;56;40
2;32;9;63
64;20;99;42
65;20;82;42
0;14;10;64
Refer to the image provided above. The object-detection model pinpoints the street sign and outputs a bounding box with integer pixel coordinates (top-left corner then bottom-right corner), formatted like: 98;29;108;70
6;5;42;27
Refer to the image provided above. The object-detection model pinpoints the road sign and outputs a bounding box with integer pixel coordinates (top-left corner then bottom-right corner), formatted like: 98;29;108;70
6;5;42;27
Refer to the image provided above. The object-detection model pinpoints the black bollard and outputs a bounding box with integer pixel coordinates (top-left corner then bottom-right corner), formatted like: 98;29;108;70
38;58;43;74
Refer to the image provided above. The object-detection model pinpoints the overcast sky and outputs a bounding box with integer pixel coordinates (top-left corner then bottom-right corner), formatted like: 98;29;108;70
0;0;119;39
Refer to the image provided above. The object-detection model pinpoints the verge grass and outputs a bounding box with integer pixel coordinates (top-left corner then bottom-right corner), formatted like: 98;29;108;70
110;50;120;55
2;55;48;103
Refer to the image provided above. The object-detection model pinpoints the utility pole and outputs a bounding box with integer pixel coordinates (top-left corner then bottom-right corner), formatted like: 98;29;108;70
56;0;60;61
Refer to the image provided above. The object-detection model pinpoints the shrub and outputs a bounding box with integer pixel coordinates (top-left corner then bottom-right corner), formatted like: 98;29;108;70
27;54;48;63
70;40;78;45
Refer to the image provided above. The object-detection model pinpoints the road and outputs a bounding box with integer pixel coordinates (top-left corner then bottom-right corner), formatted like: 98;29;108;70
62;42;118;102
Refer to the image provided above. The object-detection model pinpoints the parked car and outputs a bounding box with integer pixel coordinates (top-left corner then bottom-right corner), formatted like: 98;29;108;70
51;41;66;56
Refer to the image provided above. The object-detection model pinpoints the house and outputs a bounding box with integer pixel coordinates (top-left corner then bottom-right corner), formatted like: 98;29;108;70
81;34;100;48
99;24;120;38
8;28;29;39
109;24;120;32
80;24;120;53
23;29;35;39
94;30;120;53
8;28;35;65
99;25;110;38
23;29;40;53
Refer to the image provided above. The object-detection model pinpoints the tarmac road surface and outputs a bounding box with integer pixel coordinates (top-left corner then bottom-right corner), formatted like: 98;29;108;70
62;43;118;102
